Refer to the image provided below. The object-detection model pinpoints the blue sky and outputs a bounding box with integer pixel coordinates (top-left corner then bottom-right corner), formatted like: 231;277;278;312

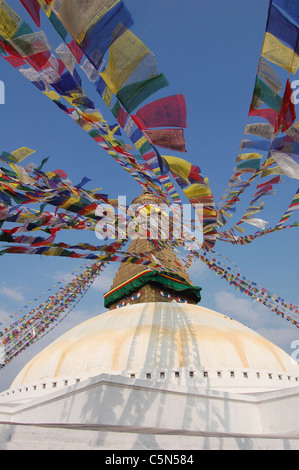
0;0;299;391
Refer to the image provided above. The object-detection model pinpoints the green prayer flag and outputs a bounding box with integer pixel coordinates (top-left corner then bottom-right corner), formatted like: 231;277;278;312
254;77;282;112
117;73;169;114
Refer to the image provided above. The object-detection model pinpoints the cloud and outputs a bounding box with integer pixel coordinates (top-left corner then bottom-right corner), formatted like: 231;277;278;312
213;289;298;354
91;264;118;293
187;258;210;281
214;290;265;325
0;308;10;318
49;263;118;294
0;285;25;303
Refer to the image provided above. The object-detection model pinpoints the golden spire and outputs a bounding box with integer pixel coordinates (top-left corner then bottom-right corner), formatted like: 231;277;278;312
104;190;202;309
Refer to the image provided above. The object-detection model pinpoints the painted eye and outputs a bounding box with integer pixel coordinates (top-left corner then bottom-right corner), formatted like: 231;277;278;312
116;301;127;308
130;292;143;301
159;291;172;299
177;298;187;303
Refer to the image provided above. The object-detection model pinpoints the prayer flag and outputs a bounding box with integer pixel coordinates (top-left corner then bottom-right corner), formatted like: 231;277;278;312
262;32;299;74
249;107;278;126
245;123;274;140
132;95;187;129
51;0;121;43
240;139;272;152
271;150;299;179
258;58;283;95
274;79;296;133
253;77;282;112
20;0;41;27
117;74;169;113
161;155;202;185
100;29;150;94
143;129;186;152
273;0;299;26
267;5;299;55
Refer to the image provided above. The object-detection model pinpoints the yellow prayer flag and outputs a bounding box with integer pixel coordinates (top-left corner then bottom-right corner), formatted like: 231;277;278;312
234;225;245;233
45;171;56;179
80;110;105;123
162;155;191;183
183;184;211;200
51;0;119;44
45;247;65;256
261;166;283;177
100;29;150;94
11;147;36;162
43;90;61;101
236;153;262;162
134;136;148;151
262;32;299;74
0;0;21;39
9;163;35;185
60;195;81;209
102;86;112;108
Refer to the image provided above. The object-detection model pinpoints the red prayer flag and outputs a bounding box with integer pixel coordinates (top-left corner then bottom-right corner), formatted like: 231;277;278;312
132;95;187;130
189;165;204;183
67;40;84;63
249;107;278;127
275;79;296;133
20;0;41;27
256;175;280;189
143;129;187;152
26;51;52;71
3;56;26;68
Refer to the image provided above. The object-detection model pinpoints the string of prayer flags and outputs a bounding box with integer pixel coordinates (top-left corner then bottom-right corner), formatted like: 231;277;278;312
0;1;299;366
217;0;299;235
0;261;106;368
276;187;299;225
1;0;295;254
197;250;299;329
0;150;197;264
30;0;186;199
7;2;183;204
0;27;166;199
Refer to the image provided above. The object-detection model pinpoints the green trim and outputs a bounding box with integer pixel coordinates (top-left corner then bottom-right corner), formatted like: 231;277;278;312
104;270;201;308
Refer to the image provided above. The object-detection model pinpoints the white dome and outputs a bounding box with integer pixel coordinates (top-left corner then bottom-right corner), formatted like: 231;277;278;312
11;302;299;393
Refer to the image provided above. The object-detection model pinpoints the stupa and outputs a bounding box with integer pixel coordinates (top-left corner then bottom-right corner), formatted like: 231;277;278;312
0;191;299;450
